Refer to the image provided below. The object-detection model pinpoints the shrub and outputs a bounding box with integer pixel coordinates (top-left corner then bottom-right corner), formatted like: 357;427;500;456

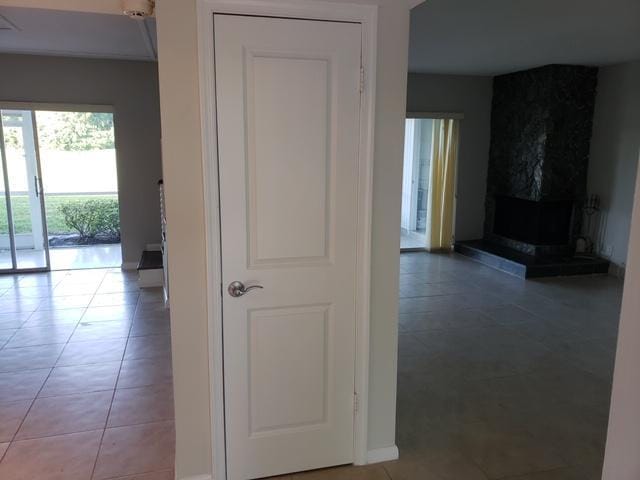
59;199;120;242
99;200;121;239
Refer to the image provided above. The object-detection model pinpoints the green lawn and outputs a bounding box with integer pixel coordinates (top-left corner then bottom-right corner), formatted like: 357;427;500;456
0;194;118;235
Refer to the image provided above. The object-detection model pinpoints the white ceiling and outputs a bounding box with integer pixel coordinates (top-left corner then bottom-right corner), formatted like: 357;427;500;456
410;0;640;75
0;6;157;61
2;3;639;73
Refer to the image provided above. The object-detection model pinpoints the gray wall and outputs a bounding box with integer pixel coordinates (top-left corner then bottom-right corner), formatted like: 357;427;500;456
588;61;640;270
406;72;493;241
0;53;162;266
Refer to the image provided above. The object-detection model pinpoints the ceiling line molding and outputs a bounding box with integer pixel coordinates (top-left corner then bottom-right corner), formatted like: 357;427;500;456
0;0;124;15
138;19;157;60
0;48;155;62
408;0;426;9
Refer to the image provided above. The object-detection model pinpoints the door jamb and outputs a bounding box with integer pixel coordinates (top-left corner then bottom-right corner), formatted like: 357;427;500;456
0;118;18;270
30;111;51;271
196;1;378;478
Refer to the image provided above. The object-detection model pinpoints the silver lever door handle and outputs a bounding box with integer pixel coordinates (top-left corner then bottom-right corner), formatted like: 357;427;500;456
228;281;263;298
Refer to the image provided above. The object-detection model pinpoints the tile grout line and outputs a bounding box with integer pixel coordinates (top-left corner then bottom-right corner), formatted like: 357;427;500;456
0;276;167;460
3;277;72;444
0;270;118;467
89;275;144;480
4;271;96;451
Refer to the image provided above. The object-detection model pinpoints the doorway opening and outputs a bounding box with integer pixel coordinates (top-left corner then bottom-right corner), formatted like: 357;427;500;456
400;116;460;252
0;106;121;272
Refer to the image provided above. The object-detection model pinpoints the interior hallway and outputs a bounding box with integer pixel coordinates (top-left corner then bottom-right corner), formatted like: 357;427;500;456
0;268;174;479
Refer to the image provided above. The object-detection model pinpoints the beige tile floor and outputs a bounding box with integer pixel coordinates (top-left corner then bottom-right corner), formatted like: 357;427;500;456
0;268;174;480
0;254;622;479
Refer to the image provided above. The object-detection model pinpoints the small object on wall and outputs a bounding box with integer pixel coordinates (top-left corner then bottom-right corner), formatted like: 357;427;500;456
159;179;169;307
122;0;154;19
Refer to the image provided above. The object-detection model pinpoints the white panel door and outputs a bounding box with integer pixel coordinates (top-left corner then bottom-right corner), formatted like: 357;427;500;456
214;14;363;480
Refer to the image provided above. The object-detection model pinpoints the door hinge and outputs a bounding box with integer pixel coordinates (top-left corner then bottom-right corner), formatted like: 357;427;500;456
353;392;359;415
360;66;365;93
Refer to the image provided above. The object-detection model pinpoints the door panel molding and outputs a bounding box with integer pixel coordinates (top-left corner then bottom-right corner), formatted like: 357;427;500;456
196;1;378;479
244;49;334;268
247;303;332;436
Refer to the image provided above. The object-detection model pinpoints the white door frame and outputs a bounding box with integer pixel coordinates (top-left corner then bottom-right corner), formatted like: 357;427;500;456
0;108;51;272
196;1;378;478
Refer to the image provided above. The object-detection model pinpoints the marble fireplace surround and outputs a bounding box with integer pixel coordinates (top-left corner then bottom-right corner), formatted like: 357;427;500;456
484;64;598;256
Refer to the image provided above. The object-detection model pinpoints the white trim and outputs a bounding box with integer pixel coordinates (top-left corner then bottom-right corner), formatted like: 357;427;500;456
407;111;465;120
196;3;226;479
0;0;123;15
137;269;163;288
121;261;138;271
197;0;377;477
0;101;114;113
146;243;162;251
608;262;626;279
0;49;155;62
179;475;213;480
366;445;399;464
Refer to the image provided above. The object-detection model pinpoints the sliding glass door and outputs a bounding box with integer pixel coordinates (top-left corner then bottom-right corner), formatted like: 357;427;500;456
0;109;50;272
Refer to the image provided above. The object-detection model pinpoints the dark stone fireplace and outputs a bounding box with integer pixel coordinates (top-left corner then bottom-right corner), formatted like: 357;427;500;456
455;64;610;277
484;64;597;256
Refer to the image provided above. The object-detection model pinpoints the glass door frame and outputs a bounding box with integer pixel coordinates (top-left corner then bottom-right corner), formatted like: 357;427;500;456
0;107;51;273
401;111;463;253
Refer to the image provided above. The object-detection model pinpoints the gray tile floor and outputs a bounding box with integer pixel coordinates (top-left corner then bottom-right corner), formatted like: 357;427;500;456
392;252;621;480
276;252;622;480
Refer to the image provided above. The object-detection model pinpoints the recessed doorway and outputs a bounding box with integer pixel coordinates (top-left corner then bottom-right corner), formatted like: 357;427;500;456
400;115;460;252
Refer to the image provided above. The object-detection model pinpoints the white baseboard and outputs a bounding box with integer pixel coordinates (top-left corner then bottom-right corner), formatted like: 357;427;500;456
146;243;162;251
176;449;397;479
177;450;398;480
608;262;626;279
367;445;399;464
121;261;138;271
138;268;163;288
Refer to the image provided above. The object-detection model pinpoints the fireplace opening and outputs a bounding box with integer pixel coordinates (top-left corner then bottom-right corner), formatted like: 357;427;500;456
493;195;574;246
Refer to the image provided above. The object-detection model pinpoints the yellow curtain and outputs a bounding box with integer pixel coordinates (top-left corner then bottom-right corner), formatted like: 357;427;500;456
427;119;459;251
